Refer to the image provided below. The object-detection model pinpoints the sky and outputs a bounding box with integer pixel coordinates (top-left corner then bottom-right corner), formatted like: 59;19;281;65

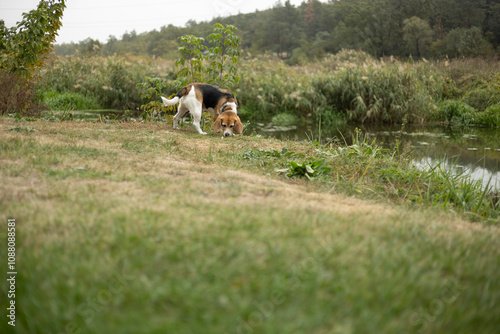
1;0;317;44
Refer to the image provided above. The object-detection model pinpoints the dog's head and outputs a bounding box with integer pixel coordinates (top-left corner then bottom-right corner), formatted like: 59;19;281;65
214;111;243;137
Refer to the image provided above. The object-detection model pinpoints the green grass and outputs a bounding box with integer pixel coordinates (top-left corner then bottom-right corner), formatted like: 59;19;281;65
41;90;102;111
1;117;500;334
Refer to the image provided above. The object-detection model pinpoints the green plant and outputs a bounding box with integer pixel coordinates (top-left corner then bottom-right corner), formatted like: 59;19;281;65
175;34;207;86
438;100;476;125
206;23;241;88
173;23;241;90
137;23;241;123
41;90;100;110
279;159;331;180
137;77;175;122
0;1;65;115
0;0;66;78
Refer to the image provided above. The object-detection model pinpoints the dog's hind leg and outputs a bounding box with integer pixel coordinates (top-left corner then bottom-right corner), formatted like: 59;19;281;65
191;108;207;135
173;102;189;130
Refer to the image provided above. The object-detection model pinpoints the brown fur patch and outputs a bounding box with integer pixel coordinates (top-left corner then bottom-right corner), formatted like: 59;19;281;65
194;86;204;104
177;85;190;97
214;98;237;117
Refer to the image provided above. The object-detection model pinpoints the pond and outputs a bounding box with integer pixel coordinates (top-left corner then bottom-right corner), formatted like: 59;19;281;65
251;122;500;189
70;110;500;189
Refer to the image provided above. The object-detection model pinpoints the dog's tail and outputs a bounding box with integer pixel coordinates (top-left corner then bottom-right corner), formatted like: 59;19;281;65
161;95;180;106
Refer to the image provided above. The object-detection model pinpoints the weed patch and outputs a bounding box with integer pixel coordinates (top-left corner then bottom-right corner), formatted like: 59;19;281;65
279;159;331;180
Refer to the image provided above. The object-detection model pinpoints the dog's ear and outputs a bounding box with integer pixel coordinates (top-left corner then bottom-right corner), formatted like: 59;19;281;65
234;115;243;134
214;116;222;133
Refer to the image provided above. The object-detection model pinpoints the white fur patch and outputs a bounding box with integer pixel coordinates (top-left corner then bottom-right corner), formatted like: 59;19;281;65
224;102;238;114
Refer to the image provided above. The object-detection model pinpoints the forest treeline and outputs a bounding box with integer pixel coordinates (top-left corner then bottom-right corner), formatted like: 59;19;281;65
55;0;499;62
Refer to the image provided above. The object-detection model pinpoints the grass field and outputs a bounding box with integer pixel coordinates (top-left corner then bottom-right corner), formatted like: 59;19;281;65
1;117;500;334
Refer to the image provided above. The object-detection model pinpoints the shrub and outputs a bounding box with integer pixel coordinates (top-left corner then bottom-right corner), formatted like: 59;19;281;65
438;100;476;125
475;104;500;127
0;72;46;115
0;1;65;114
461;73;500;111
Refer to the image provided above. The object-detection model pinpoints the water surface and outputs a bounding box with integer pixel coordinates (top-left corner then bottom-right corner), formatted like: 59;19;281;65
251;122;500;189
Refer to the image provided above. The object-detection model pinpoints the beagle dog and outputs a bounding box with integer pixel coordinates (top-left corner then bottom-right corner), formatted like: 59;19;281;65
214;105;243;137
161;83;242;135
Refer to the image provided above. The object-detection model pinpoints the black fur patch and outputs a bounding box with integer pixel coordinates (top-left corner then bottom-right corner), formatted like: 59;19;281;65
198;84;234;109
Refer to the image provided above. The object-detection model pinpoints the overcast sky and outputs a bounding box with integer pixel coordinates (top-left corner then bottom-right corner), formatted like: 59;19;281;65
1;0;318;44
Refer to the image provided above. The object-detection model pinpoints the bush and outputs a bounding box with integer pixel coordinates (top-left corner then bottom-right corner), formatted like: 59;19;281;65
462;73;500;111
479;104;500;126
0;71;46;115
438;100;476;125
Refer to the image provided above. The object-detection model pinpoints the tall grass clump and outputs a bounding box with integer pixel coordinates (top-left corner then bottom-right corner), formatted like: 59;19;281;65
311;58;449;124
438;100;500;127
236;55;318;122
461;73;500;111
40;89;100;110
434;58;500;114
37;55;154;110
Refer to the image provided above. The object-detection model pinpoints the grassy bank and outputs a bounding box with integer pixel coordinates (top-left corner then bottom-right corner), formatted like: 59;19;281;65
1;117;500;333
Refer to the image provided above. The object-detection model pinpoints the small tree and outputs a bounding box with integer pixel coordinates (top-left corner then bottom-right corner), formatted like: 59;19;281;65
206;23;241;87
443;27;494;58
175;35;207;86
0;0;66;114
173;23;241;89
458;27;494;57
0;0;66;78
402;16;433;58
